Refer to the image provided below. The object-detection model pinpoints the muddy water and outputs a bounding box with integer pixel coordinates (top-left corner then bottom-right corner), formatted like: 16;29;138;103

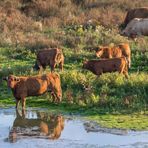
0;108;148;148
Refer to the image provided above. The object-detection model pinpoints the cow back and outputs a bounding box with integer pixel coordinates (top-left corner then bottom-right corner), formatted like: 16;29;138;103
124;7;148;27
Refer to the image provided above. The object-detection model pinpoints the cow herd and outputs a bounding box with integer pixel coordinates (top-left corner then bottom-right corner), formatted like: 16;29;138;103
3;7;147;109
121;7;148;38
3;43;131;109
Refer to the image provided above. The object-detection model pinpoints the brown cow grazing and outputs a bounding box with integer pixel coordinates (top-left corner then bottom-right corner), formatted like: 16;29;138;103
123;7;148;27
96;43;131;68
82;57;128;78
33;48;64;73
3;73;62;109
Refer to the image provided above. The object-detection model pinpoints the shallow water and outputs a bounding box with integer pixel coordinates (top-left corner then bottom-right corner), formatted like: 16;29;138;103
0;108;148;148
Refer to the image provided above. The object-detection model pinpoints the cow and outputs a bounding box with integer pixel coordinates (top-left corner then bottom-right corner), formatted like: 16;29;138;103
123;7;148;27
9;110;64;142
96;43;131;68
3;73;62;109
33;48;64;73
121;18;148;37
82;57;128;78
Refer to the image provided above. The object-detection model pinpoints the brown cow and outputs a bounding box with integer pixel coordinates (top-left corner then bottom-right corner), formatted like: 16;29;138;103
123;7;148;27
3;73;62;109
96;43;131;68
33;48;64;73
83;57;128;78
9;110;64;142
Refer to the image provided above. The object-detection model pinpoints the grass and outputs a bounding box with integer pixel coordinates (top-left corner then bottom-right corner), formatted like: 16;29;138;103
0;45;147;130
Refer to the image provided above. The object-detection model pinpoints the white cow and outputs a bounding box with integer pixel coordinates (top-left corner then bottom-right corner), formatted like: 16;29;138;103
121;18;148;37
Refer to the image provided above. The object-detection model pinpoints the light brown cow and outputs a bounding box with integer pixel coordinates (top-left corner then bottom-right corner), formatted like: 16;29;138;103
96;43;131;68
83;57;128;78
3;73;62;109
123;7;148;27
34;48;64;73
121;18;148;37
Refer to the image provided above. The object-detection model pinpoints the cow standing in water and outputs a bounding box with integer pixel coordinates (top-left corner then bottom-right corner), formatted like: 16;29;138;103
96;43;131;68
3;73;62;109
83;57;128;78
33;48;64;73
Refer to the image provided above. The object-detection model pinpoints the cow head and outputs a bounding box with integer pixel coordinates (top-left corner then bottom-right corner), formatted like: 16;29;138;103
54;82;62;103
120;30;129;36
96;47;107;58
3;75;20;89
82;60;89;69
50;74;62;103
33;61;40;71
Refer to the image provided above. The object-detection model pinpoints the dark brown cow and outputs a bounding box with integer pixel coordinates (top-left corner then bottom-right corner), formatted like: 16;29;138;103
123;7;148;27
96;43;131;68
9;110;64;142
3;73;62;109
83;57;128;78
34;48;64;73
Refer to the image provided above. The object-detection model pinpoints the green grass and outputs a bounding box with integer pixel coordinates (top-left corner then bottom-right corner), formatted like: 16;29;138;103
86;112;148;130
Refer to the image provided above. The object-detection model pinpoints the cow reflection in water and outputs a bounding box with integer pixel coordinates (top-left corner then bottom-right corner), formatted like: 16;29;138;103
9;110;64;142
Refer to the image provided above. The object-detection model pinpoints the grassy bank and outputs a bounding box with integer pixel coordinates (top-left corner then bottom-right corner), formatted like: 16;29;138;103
0;45;148;130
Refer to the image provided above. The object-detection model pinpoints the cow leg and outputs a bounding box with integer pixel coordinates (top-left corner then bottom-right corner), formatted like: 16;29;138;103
39;66;43;74
50;62;56;72
51;92;58;103
128;57;131;68
119;65;124;75
21;98;26;109
36;60;43;74
22;108;26;118
123;65;129;79
123;71;129;79
52;94;56;103
59;62;63;71
119;64;128;78
16;99;20;109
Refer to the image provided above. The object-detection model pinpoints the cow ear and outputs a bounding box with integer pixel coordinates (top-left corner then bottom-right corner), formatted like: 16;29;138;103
98;46;103;49
83;59;88;64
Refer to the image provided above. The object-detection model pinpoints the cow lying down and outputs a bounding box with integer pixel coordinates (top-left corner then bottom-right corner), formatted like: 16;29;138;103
83;57;128;78
3;73;62;109
121;18;148;37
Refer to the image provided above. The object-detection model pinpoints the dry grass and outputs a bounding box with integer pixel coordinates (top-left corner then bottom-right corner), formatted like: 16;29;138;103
0;0;148;49
1;0;148;29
